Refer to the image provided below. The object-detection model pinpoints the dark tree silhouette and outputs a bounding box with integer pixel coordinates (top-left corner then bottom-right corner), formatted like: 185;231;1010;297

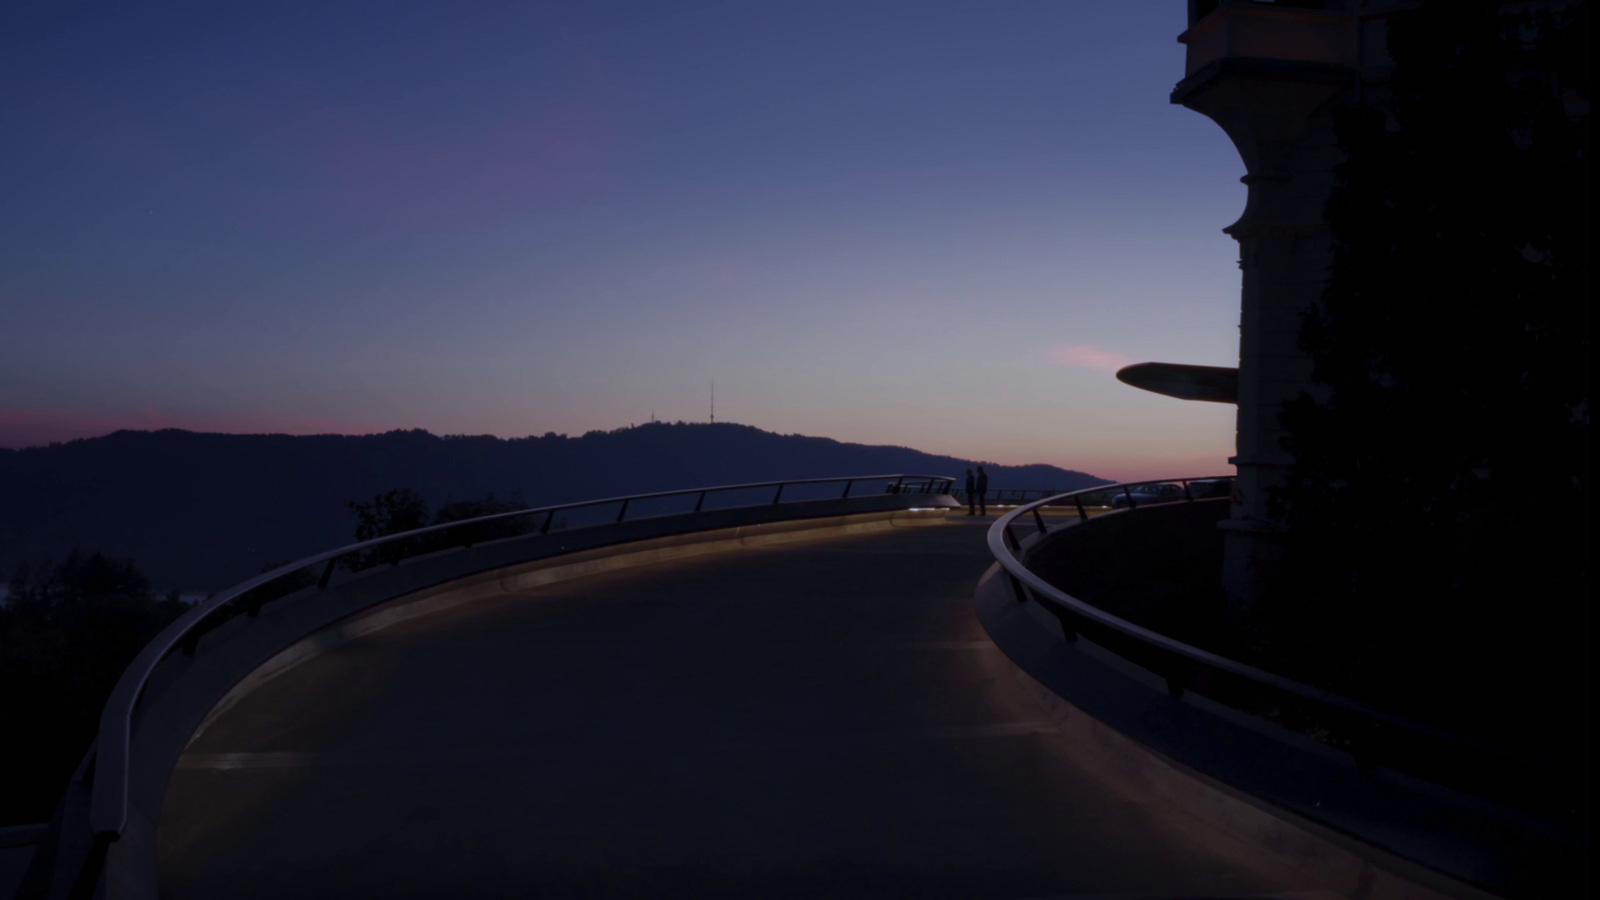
0;553;187;825
348;488;432;542
345;488;433;568
1274;0;1589;765
344;489;538;569
433;491;528;525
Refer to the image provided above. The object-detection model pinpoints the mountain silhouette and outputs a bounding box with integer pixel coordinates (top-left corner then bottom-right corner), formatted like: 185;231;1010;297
0;423;1107;591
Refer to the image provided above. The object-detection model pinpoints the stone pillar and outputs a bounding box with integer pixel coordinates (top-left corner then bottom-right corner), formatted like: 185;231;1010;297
1171;1;1404;623
1216;91;1345;622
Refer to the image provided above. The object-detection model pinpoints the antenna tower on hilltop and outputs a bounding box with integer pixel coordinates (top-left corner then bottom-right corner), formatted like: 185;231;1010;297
710;380;715;424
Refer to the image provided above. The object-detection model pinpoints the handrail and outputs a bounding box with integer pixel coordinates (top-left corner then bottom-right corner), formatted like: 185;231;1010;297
985;477;1570;812
948;487;1107;503
987;477;1409;714
88;473;954;840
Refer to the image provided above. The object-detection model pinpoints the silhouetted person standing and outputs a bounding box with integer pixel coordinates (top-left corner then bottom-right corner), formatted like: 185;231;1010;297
976;465;989;516
964;468;976;515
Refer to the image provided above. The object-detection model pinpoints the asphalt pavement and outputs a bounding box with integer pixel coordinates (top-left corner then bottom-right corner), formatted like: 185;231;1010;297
159;520;1317;899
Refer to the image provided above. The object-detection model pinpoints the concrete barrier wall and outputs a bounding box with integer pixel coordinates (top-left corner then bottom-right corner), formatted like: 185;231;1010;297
976;503;1585;898
1022;499;1226;602
0;827;48;900
974;563;1494;900
42;495;952;900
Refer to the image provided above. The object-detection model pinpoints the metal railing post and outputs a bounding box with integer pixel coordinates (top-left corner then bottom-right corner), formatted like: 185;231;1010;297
541;510;554;534
1122;485;1136;509
1032;508;1047;535
841;480;853;499
1181;480;1194;502
772;484;784;504
616;499;630;523
1008;573;1028;604
1074;496;1087;521
694;490;707;513
1049;605;1079;642
318;559;337;589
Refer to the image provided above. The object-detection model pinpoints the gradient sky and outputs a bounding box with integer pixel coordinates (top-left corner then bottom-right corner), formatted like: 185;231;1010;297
1;1;1248;481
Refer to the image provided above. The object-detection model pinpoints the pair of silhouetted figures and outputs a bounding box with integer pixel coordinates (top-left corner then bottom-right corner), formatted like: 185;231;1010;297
965;466;988;516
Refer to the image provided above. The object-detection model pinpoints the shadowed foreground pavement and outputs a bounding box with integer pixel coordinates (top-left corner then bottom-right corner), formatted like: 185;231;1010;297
160;522;1316;899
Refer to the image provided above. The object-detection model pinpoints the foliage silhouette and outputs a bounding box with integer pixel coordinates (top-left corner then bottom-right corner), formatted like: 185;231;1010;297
1273;0;1589;767
0;553;187;826
345;488;433;569
343;489;533;569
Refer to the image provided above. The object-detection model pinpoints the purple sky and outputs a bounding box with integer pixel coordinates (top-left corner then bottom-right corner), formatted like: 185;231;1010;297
1;2;1246;481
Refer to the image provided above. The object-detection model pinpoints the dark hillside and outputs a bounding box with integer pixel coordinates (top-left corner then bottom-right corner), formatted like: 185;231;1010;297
0;423;1106;591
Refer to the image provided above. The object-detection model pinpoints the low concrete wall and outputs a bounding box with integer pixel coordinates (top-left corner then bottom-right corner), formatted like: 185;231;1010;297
31;494;952;900
1023;499;1226;602
977;502;1588;898
975;564;1492;900
0;827;47;900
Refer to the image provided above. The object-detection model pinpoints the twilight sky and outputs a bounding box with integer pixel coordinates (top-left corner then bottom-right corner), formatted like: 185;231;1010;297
1;1;1247;481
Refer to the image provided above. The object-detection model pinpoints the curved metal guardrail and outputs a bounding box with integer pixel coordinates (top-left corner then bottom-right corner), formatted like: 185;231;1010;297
986;477;1576;823
87;473;954;843
948;487;1103;507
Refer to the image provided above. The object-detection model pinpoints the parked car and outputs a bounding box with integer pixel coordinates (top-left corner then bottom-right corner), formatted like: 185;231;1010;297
1109;482;1185;508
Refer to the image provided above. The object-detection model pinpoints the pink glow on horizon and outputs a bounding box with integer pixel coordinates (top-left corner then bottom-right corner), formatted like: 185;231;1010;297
1080;456;1235;485
1046;344;1136;373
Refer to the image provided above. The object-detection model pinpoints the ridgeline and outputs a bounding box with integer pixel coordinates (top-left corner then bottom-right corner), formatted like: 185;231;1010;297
0;423;1106;591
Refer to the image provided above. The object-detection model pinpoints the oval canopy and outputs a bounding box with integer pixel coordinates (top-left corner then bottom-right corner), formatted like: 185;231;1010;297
1115;362;1239;404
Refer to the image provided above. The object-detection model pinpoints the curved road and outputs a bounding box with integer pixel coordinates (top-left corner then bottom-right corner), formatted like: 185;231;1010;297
160;520;1314;899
